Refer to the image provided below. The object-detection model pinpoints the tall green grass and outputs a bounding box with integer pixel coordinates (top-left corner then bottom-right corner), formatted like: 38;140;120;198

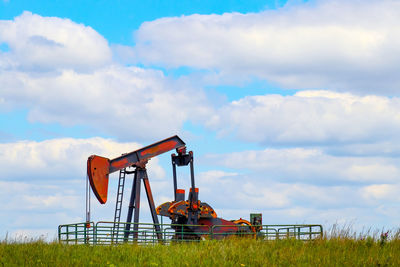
1;233;400;266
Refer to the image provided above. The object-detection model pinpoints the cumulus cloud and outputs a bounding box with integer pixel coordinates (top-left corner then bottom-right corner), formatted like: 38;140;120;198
2;7;400;236
207;90;400;146
193;169;400;229
204;146;400;185
0;65;211;140
0;13;212;141
0;11;111;71
0;137;166;180
0;137;175;239
132;0;400;93
0;178;85;240
194;147;399;228
4;11;400;147
361;184;400;202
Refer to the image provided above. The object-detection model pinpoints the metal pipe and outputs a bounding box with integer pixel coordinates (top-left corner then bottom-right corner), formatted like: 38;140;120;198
172;154;177;201
133;169;143;240
143;171;162;241
85;174;91;223
189;152;195;196
124;170;138;241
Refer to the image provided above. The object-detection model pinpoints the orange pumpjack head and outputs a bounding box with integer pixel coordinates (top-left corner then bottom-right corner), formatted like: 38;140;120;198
87;155;110;204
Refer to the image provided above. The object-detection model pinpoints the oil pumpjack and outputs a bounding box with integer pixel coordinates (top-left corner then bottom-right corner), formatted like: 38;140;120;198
87;135;259;241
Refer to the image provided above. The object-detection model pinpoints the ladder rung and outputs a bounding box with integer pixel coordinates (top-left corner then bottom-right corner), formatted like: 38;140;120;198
113;168;127;240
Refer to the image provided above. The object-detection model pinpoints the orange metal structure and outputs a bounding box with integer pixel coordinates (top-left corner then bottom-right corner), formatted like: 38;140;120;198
87;135;186;204
86;135;260;241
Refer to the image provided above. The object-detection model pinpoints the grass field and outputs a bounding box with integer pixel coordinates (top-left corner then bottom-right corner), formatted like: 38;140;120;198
1;233;400;266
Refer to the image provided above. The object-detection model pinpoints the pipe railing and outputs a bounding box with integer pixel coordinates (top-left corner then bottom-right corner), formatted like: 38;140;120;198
58;221;323;245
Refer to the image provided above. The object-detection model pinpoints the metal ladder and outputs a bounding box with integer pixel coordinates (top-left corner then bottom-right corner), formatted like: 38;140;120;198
112;168;126;243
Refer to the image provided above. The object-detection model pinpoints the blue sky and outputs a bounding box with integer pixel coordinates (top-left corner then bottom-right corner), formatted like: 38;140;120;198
1;0;400;240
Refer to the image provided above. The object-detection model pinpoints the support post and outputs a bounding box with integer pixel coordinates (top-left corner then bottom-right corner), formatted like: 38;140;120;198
124;167;163;242
132;169;142;239
124;170;138;241
189;151;195;199
143;171;163;241
172;153;178;201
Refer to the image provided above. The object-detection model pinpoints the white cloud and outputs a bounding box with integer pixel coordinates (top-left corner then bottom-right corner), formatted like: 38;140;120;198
0;137;174;239
204;147;400;185
192;146;400;228
325;142;400;157
0;11;111;71
0;13;212;141
2;7;400;237
0;65;211;140
361;184;400;201
0;179;83;240
0;137;166;180
198;170;238;182
131;0;400;93
192;169;400;229
1;139;399;237
207;90;400;146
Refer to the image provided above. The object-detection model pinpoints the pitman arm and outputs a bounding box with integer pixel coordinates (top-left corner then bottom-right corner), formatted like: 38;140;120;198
87;135;186;204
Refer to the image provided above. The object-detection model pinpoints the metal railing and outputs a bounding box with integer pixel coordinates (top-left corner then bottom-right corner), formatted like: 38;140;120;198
57;222;95;244
58;221;323;245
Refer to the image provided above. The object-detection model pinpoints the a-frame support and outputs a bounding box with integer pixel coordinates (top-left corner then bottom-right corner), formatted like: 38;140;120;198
123;166;162;241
